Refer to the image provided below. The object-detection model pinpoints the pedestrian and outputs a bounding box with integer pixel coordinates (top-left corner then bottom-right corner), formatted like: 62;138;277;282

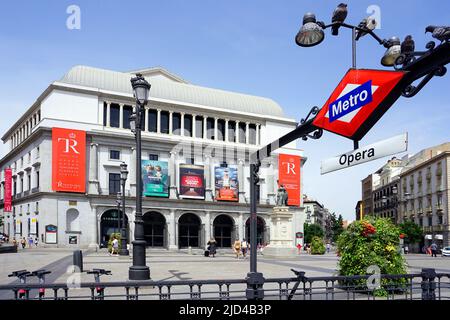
241;239;248;258
306;244;311;255
28;236;33;248
233;239;241;259
430;242;438;257
207;238;217;258
296;243;302;254
427;246;432;256
404;245;409;254
12;237;17;247
111;236;119;255
34;237;39;247
326;243;331;254
21;237;26;249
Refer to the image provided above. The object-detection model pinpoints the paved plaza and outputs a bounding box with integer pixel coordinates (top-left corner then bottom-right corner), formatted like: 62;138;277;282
1;248;449;286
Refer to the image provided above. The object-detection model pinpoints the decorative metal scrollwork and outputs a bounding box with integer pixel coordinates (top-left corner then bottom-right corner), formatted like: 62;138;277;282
402;65;447;98
301;128;323;141
300;106;320;125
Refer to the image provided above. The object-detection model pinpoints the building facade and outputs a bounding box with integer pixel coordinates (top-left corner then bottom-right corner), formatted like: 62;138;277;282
0;66;306;249
398;144;450;248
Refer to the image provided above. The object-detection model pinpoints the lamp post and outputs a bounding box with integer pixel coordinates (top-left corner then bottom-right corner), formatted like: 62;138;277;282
119;162;129;256
129;74;151;280
116;192;121;235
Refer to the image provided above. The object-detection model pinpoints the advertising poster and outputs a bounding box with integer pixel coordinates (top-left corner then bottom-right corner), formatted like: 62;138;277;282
52;128;86;193
214;166;239;201
179;164;205;199
142;160;169;197
278;154;301;207
4;168;12;212
45;225;57;244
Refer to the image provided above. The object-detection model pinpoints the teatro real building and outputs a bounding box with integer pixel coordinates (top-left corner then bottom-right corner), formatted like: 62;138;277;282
0;65;307;250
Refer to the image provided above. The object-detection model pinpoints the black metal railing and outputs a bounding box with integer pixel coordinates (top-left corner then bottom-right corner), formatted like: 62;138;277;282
1;268;448;300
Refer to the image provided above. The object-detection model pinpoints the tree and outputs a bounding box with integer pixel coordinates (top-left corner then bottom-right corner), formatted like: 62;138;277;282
304;223;324;244
311;236;326;254
332;214;344;243
399;220;423;244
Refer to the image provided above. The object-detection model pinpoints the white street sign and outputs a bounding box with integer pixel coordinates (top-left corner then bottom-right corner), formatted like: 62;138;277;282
321;133;408;174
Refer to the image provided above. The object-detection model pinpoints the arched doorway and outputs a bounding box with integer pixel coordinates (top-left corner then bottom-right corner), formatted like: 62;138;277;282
100;209;128;248
213;215;234;248
143;212;166;247
178;213;201;248
245;217;266;245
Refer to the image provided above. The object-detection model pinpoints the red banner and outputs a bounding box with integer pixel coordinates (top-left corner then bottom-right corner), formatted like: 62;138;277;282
278;154;301;207
52;128;86;193
4;168;12;212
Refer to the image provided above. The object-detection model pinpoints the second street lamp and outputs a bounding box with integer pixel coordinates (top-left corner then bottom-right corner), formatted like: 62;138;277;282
129;73;151;280
120;162;129;256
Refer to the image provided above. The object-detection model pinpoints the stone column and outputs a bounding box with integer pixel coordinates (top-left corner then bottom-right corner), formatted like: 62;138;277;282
238;159;246;203
144;108;149;132
266;161;275;205
192;114;196;138
119;104;124;129
235;121;240;143
205;211;212;243
225;119;229;142
169;151;178;198
180;112;185;136
168;209;177;250
214;117;218;141
245;122;250;144
263;207;297;258
169;111;173;135
238;213;244;241
129;147;137;196
157;109;161;133
256;124;260;145
204;155;213;201
106;102;111;127
88;143;99;195
88;205;99;251
203;117;207;139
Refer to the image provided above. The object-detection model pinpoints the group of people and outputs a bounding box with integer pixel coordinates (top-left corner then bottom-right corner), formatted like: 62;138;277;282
8;236;39;249
423;242;440;257
204;238;265;259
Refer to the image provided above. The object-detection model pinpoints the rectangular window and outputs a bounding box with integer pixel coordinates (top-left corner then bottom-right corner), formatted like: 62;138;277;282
109;150;120;160
172;113;181;135
148;109;157;132
195;116;203;138
123;105;133;129
428;216;432;226
36;171;40;188
228;121;236;142
249;124;257;144
239;122;246;143
103;102;107;126
36;202;39;213
160;111;169;134
207;118;215;139
184;114;193;137
217;119;225;141
28;152;31;163
36;146;40;158
109;173;121;195
149;154;159;161
438;215;443;224
20;177;24;193
27;174;31;191
110;104;120;128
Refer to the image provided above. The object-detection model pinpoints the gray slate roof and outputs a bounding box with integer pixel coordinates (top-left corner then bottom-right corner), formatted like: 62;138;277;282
59;65;284;117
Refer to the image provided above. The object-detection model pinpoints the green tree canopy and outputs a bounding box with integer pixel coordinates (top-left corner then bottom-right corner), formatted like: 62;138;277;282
304;223;324;244
399;220;423;244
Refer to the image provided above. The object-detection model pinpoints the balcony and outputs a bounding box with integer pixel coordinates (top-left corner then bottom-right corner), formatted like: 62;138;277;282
432;225;444;232
417;208;424;216
423;226;432;233
426;206;433;213
31;187;40;193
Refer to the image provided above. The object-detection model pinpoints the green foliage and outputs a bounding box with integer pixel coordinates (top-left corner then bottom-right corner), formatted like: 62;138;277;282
337;218;408;296
399;220;423;244
311;236;326;255
107;233;122;253
0;216;3;228
304;223;324;244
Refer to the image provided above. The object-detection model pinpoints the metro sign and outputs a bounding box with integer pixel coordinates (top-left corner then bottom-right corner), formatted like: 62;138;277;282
313;69;406;140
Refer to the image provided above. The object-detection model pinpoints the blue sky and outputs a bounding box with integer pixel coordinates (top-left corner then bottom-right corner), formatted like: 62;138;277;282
0;1;449;221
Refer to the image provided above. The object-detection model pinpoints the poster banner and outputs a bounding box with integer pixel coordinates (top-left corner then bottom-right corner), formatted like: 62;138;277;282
52;128;86;193
142;160;169;197
4;168;12;212
179;164;205;199
214;166;239;201
278;154;301;207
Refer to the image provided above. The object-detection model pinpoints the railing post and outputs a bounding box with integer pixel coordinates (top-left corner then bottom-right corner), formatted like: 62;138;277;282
421;268;437;300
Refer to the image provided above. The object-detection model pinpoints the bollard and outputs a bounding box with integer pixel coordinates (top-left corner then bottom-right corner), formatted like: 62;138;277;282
73;250;83;273
188;246;192;255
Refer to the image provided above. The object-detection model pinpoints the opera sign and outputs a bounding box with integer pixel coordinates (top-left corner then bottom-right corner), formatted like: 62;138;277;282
321;133;408;175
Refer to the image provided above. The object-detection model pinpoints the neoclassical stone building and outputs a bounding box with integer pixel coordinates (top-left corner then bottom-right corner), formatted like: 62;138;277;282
0;66;306;249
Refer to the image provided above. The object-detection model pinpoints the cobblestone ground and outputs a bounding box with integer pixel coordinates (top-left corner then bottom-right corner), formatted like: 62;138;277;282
1;248;449;299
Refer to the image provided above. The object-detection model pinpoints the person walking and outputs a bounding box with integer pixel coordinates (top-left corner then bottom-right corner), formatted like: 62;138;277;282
296;243;302;254
111;236;119;255
28;236;33;248
430;242;438;257
207;238;217;258
34;237;39;247
233;239;241;259
20;237;26;249
326;243;331;254
241;239;248;258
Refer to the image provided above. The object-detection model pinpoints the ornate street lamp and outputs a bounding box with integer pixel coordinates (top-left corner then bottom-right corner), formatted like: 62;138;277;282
119;162;129;256
129;74;151;280
116;192;121;235
295;13;325;47
381;36;402;66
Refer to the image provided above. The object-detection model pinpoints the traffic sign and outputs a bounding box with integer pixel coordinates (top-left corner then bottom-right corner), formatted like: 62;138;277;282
321;133;408;174
313;69;406;141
